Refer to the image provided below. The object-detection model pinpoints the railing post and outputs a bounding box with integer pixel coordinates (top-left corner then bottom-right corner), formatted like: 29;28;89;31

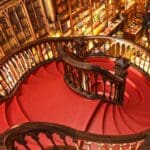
115;57;130;104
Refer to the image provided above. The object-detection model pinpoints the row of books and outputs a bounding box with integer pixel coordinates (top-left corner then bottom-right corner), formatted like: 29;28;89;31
0;43;55;97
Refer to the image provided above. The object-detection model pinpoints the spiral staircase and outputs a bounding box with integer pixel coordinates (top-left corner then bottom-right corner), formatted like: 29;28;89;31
0;36;149;149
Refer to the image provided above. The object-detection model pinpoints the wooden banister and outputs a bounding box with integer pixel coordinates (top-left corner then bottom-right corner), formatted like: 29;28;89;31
0;122;150;150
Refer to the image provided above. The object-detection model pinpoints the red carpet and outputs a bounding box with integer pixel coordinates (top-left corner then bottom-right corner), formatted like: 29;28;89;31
1;57;150;137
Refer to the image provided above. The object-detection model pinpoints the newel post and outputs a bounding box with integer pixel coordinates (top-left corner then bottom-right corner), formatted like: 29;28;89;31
115;57;130;104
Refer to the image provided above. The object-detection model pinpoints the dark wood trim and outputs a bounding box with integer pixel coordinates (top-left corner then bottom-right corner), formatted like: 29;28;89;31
0;122;150;149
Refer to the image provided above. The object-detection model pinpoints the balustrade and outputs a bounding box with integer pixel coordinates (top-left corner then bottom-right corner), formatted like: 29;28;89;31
0;40;58;101
0;122;149;150
57;42;125;104
0;36;149;103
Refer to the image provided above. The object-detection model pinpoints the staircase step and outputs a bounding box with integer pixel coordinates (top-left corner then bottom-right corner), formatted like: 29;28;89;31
5;96;29;126
119;107;144;132
125;79;143;107
0;103;9;132
85;101;103;131
113;105;134;134
103;105;119;135
25;74;44;85
88;103;108;134
18;83;101;131
112;105;120;134
55;61;64;74
128;67;150;101
44;62;63;77
117;107;135;134
33;67;51;81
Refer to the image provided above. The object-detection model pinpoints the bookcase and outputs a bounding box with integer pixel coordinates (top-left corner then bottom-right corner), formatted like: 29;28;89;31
25;0;49;38
0;0;147;58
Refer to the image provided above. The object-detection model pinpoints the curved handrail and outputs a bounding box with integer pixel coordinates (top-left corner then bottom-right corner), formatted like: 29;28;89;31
0;35;149;103
57;42;124;104
0;122;150;149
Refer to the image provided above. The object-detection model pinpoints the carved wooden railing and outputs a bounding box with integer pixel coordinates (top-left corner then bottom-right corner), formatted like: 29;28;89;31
0;38;59;102
0;36;149;103
58;36;150;77
0;122;150;150
57;42;128;104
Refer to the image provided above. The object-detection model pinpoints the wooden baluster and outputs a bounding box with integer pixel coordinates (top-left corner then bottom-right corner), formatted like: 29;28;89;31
0;82;6;97
29;133;45;150
85;72;90;95
133;49;137;65
147;57;150;74
5;63;17;85
22;51;31;70
128;142;135;150
102;77;107;99
11;57;22;78
51;42;58;58
114;43;117;57
15;54;25;75
19;53;28;72
109;81;113;102
74;143;80;150
41;44;49;61
67;64;73;84
72;67;77;88
59;135;68;146
139;52;143;69
45;133;57;147
9;59;19;80
73;139;80;150
28;49;36;67
23;51;32;69
0;69;12;91
97;143;104;150
18;53;26;73
0;74;9;95
16;135;30;150
67;41;73;53
32;47;40;64
77;69;83;92
84;141;91;150
109;144;115;150
135;140;144;150
36;45;44;62
63;62;69;79
82;71;86;91
142;53;146;71
94;72;98;96
2;66;15;88
46;43;53;59
68;64;74;85
119;143;124;150
18;53;27;71
67;64;71;83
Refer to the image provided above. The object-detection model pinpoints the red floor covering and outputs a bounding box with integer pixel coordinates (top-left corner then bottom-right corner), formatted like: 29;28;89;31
2;57;150;138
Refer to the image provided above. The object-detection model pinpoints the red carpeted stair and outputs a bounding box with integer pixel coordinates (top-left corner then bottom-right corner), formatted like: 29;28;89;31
0;103;9;132
0;57;150;138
